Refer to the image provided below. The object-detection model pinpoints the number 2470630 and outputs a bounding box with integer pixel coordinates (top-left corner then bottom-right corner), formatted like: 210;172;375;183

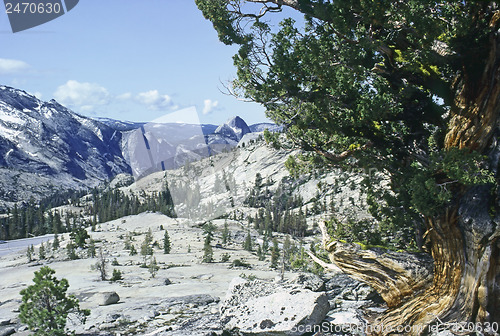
5;2;62;14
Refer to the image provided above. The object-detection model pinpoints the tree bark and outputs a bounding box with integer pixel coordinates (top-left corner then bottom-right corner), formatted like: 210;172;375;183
324;18;500;335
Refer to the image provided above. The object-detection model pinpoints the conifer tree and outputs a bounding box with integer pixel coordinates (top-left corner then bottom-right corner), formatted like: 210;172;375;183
196;0;500;328
270;238;279;269
19;267;90;336
163;229;171;254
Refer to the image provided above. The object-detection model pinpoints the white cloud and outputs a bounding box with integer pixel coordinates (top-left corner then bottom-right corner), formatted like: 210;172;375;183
32;91;43;100
54;80;110;112
117;92;132;100
136;90;172;110
0;58;29;74
202;99;219;115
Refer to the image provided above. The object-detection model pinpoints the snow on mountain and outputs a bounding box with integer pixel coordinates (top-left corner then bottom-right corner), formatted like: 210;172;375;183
249;122;283;133
214;116;251;142
0;85;130;208
0;85;281;208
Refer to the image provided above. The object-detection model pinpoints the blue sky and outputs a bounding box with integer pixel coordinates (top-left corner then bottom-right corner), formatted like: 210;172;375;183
0;1;299;125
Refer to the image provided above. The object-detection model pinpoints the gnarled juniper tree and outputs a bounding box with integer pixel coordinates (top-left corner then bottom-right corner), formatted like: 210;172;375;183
196;0;500;334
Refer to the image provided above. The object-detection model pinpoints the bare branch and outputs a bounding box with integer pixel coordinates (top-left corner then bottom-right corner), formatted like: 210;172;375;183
306;250;342;273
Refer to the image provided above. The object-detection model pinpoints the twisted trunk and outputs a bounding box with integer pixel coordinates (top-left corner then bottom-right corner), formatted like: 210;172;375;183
325;19;500;335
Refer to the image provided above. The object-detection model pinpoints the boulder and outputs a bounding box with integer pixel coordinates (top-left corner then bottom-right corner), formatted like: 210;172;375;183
164;278;172;285
98;292;120;306
288;273;325;292
221;277;330;335
0;327;15;336
325;273;379;302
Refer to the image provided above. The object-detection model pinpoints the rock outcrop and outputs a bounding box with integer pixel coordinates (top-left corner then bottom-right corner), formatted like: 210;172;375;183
220;277;330;335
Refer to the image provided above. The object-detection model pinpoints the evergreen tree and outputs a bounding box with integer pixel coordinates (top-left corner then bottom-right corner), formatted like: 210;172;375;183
87;239;96;258
197;0;500;328
19;267;90;336
129;245;137;256
26;245;34;263
140;228;154;260
38;242;46;260
270;238;279;269
149;257;159;278
163;230;171;254
95;248;107;281
52;234;60;251
221;220;230;245
202;223;216;263
66;243;77;260
243;231;252;252
110;269;123;282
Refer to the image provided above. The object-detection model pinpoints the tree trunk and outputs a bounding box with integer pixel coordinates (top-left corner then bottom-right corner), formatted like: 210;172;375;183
325;21;500;335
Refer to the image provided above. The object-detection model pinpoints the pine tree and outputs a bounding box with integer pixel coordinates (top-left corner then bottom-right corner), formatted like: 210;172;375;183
52;234;60;251
202;223;216;263
26;245;34;263
87;239;96;258
38;242;46;260
243;231;252;251
149;257;159;278
222;220;230;245
95;248;107;281
66;243;78;260
270;238;279;269
163;230;171;254
19;267;90;336
129;244;137;256
197;0;500;329
140;228;154;260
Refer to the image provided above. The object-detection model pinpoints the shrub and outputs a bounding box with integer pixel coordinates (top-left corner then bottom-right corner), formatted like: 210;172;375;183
232;259;251;268
110;269;123;282
19;267;90;336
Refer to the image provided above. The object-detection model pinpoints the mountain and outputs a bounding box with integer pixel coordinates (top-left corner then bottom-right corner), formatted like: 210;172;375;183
249;122;283;133
0;85;130;208
0;85;280;208
214;116;251;142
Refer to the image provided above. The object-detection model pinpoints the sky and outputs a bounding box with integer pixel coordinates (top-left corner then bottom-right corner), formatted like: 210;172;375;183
0;1;301;125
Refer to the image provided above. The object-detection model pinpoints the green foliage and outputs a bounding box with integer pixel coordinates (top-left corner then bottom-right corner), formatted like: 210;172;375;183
409;148;494;216
95;248;107;281
111;258;120;266
221;220;230;245
27;245;34;263
243;231;252;251
239;273;257;281
232;259;251;268
149;257;159;278
263;129;281;149
70;228;90;249
329;217;383;247
196;0;500;250
289;246;308;272
87;239;96;258
202;222;216;263
66;243;78;260
19;267;90;336
220;253;230;262
129;245;137;256
163;229;171;254
52;234;60;251
39;242;46;260
140;228;154;258
270;238;280;269
110;269;123;282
